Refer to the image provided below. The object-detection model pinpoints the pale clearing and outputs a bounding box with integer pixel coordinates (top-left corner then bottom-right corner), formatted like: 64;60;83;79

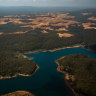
58;33;74;38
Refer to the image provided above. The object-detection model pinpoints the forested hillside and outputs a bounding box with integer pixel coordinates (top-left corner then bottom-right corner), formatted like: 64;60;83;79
0;51;37;77
58;54;96;96
0;9;96;52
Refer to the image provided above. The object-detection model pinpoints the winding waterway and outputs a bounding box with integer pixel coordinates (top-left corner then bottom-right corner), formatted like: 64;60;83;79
0;47;96;96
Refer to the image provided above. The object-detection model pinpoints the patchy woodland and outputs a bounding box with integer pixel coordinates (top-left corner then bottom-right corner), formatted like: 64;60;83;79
0;11;96;36
0;9;96;53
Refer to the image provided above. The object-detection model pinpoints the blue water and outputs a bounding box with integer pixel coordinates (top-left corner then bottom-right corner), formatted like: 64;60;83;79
0;47;96;96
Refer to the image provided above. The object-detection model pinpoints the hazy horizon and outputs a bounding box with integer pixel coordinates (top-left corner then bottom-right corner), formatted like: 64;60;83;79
0;0;96;8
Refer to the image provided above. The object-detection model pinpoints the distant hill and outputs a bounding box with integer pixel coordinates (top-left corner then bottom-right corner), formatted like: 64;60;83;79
0;6;86;16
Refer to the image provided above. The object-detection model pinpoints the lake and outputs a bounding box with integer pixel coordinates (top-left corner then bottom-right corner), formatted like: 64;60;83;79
0;47;96;96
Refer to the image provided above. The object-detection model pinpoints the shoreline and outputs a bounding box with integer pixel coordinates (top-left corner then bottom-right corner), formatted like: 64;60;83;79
0;44;84;80
24;44;83;54
0;65;39;80
55;57;83;96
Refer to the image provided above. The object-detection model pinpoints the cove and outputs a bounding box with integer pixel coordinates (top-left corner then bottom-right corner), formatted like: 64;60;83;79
0;47;96;96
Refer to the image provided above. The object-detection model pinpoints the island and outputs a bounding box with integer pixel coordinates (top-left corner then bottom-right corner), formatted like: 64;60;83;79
0;51;39;79
56;54;96;96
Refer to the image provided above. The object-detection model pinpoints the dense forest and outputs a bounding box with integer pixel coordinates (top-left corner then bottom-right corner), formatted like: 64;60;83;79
0;23;31;33
0;51;37;77
0;25;96;52
58;54;96;96
0;31;83;52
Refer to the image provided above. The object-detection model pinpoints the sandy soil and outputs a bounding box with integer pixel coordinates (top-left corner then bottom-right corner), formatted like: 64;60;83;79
24;45;82;54
2;91;35;96
88;16;96;21
0;32;3;35
82;22;96;29
41;30;48;33
81;12;92;16
57;33;74;38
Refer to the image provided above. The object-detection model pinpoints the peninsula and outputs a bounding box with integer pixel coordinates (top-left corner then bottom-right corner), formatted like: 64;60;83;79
0;51;38;80
56;54;96;96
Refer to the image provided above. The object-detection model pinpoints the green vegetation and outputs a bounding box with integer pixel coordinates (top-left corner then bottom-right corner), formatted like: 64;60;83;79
0;25;96;53
0;9;96;52
0;31;82;52
0;23;30;33
0;8;96;95
0;51;37;77
58;54;96;96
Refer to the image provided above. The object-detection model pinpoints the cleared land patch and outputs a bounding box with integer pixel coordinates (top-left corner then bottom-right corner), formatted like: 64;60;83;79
58;33;74;38
2;91;35;96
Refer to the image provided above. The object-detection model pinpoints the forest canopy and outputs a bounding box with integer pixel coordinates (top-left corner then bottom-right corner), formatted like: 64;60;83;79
0;51;37;77
58;54;96;96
